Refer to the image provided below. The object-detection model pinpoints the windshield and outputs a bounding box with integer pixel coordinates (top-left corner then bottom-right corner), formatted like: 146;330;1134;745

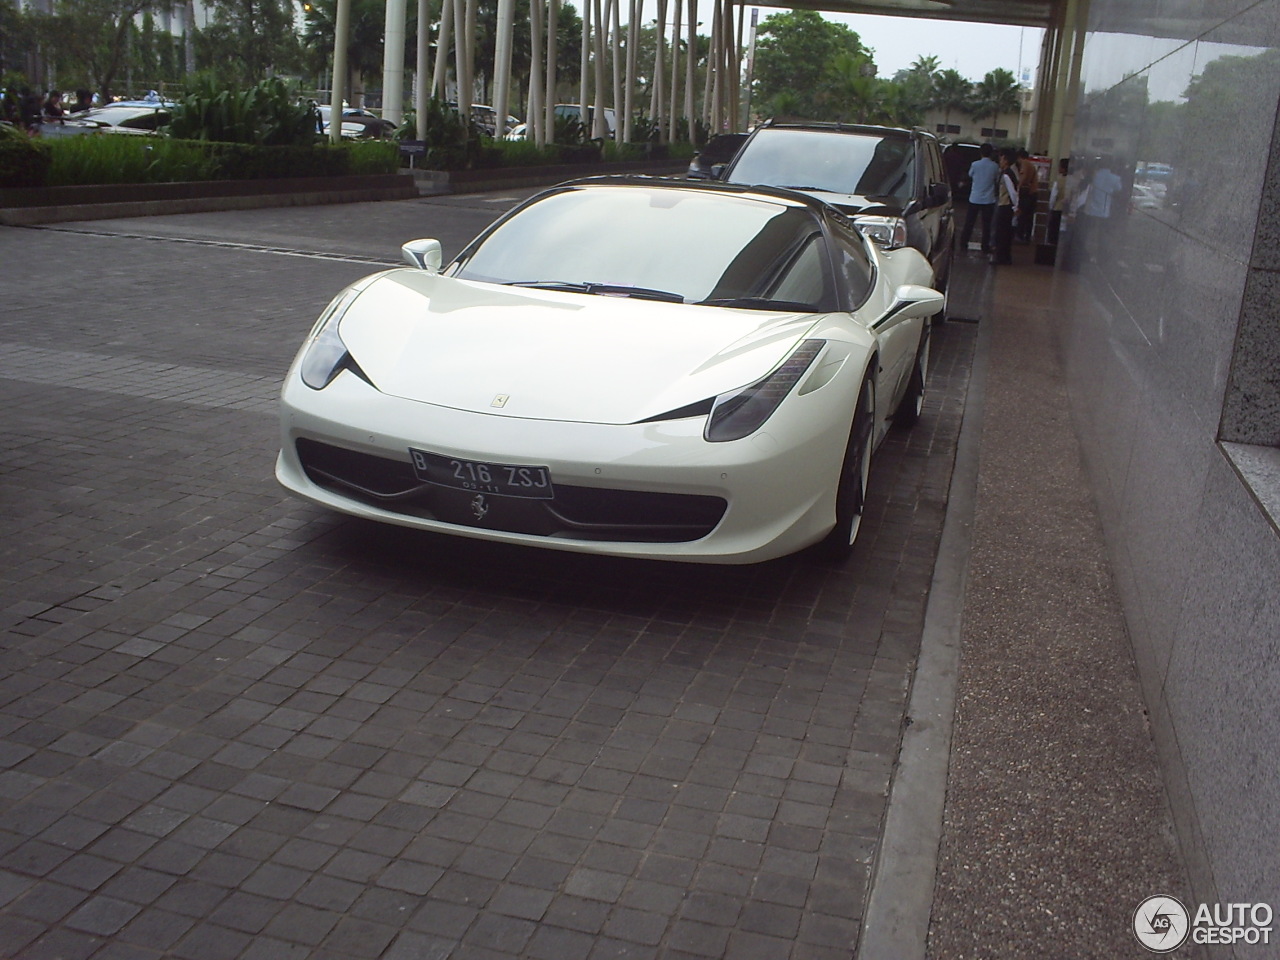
452;185;836;311
726;129;917;203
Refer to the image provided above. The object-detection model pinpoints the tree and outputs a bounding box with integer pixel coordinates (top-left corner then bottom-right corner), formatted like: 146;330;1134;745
31;0;178;101
476;0;582;108
302;0;386;104
822;50;881;124
889;53;938;126
752;9;870;120
932;68;971;128
970;66;1019;129
197;0;303;84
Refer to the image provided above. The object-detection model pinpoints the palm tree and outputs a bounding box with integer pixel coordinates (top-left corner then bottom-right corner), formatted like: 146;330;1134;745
970;67;1019;131
909;54;939;76
824;50;880;123
303;0;387;106
931;68;970;130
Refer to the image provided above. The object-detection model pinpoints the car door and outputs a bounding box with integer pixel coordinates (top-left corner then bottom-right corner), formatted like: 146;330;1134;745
914;137;953;285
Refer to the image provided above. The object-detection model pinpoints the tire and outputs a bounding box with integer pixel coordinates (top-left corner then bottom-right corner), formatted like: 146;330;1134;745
819;376;875;559
932;273;950;324
895;324;930;429
931;263;952;327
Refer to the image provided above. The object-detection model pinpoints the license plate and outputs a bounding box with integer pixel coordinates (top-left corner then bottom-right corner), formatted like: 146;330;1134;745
409;449;555;499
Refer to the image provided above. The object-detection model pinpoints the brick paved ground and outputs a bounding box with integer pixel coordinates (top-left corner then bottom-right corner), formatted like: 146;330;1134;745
0;198;975;959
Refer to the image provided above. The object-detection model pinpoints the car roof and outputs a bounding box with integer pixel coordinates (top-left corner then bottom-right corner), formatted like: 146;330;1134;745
754;120;933;142
548;174;845;216
81;104;171;120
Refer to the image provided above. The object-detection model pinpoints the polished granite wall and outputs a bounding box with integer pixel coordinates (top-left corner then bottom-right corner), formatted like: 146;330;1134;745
1056;0;1280;928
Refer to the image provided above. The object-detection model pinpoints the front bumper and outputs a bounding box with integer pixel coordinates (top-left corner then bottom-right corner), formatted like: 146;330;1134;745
276;369;854;564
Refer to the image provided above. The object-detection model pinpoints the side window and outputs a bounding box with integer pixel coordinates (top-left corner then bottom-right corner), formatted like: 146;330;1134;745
925;141;944;187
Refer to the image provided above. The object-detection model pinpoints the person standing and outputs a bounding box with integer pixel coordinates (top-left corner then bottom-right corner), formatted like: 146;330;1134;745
991;148;1019;265
958;143;1000;255
42;90;66;122
1015;148;1039;241
1079;157;1124;264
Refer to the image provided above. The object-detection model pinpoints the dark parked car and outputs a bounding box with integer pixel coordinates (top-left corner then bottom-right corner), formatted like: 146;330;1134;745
942;141;983;202
719;121;955;310
686;133;748;179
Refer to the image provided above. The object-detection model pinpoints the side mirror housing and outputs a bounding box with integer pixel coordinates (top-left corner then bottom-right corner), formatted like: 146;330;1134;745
402;238;443;273
883;284;945;323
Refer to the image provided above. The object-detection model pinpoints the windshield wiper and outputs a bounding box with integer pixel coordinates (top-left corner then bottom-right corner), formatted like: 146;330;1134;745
507;280;685;303
695;297;818;312
779;184;834;193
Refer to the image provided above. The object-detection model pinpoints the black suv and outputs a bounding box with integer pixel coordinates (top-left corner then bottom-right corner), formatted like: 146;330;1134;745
719;121;954;305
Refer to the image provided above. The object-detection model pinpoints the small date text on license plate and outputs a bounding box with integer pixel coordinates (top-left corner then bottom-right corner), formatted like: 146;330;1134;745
410;449;555;499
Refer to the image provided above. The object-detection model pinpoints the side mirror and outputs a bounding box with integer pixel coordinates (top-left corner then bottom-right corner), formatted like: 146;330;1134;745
402;238;443;273
881;284;945;324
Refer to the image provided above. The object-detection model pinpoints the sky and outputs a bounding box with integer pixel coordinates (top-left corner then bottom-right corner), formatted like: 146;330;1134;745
787;11;1044;86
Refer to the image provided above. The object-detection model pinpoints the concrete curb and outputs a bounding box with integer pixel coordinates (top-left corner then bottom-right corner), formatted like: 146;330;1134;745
857;313;992;960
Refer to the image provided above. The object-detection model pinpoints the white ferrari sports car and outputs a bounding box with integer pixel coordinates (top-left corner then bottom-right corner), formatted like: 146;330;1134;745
276;177;942;563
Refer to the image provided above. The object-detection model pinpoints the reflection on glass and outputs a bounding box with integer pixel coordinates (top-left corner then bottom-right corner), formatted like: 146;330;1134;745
453;185;840;311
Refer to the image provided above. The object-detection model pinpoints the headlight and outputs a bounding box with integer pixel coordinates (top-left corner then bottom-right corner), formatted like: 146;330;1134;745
855;215;908;250
705;339;825;442
300;288;361;389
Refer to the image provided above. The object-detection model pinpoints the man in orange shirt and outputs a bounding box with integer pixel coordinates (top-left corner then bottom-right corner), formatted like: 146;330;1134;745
1015;148;1039;241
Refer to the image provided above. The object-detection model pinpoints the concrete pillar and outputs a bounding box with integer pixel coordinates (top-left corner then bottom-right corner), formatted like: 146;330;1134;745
415;0;430;138
329;0;351;143
382;0;407;125
492;0;515;137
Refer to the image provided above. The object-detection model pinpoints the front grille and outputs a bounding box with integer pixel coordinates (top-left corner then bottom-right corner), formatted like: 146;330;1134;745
296;438;727;543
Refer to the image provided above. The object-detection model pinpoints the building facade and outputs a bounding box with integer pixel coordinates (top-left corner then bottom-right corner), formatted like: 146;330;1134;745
1057;0;1280;934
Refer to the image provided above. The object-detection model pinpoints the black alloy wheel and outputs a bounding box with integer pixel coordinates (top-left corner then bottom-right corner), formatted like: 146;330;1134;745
820;375;875;559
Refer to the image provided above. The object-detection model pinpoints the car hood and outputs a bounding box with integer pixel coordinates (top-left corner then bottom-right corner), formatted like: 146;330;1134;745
335;271;823;425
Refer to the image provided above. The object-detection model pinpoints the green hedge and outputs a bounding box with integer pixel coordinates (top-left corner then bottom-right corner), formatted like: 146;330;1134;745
0;134;399;189
0;138;52;188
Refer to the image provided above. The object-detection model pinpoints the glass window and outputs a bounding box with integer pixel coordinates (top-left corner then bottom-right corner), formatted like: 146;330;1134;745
725;128;917;203
825;212;876;308
453;185;838;311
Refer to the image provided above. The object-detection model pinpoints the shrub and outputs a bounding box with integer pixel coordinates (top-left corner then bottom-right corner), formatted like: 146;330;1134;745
0;127;51;187
45;135;217;186
168;75;320;147
407;98;481;170
475;138;560;168
32;135;398;186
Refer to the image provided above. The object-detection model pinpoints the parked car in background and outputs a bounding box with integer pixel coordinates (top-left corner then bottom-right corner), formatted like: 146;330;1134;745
686;133;748;179
720;121;955;313
942;141;982;202
276;177;943;564
39;101;174;138
318;105;397;140
555;103;616;138
504;105;616;141
470;104;521;137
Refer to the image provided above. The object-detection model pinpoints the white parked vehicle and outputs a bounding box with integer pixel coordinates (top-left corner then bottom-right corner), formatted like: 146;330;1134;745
276;177;941;563
40;102;174;138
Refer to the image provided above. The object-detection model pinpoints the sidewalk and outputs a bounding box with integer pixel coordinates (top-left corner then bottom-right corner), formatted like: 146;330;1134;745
870;241;1200;958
